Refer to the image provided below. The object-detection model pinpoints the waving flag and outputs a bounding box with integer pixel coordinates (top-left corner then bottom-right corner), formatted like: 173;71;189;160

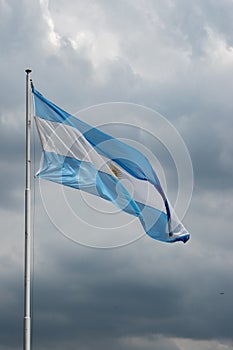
32;85;190;243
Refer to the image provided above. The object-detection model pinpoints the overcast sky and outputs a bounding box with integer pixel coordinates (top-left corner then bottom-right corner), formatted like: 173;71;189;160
1;0;233;349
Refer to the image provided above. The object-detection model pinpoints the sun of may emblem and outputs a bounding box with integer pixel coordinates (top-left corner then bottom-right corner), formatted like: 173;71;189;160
109;162;122;179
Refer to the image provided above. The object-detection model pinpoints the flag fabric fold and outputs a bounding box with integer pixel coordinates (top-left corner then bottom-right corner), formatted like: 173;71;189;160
32;85;190;244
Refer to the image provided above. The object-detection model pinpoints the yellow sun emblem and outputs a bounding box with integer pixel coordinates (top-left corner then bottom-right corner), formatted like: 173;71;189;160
109;163;122;179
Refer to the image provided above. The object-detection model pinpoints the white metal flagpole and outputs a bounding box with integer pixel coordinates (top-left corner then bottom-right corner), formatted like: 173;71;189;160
24;68;32;350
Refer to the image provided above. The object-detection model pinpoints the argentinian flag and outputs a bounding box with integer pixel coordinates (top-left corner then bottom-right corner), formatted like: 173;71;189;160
32;86;190;244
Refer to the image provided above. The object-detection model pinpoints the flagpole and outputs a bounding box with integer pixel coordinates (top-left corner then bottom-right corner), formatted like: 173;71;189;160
24;68;32;350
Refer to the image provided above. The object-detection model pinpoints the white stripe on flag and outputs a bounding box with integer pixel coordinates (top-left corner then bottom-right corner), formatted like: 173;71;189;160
35;116;113;175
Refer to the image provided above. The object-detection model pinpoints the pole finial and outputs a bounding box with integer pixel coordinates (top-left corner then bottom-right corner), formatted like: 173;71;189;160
25;68;32;74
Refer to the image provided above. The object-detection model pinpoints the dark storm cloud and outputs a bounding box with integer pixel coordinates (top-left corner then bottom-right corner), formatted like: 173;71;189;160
0;0;49;110
45;0;233;193
1;227;233;350
0;257;23;348
15;235;232;349
0;115;24;209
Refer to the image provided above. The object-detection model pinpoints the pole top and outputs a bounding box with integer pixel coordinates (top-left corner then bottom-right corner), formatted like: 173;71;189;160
25;68;32;74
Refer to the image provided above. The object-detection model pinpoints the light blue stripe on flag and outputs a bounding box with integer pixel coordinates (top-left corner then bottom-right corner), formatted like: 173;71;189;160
39;151;142;218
